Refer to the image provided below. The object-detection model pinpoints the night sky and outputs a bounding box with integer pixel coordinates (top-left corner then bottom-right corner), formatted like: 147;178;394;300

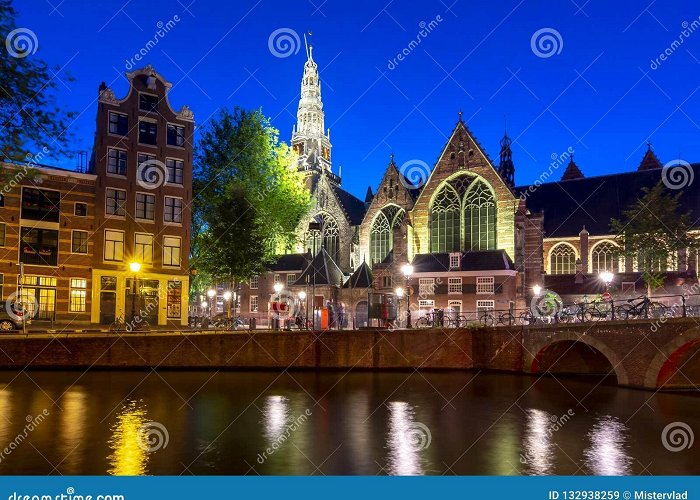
15;0;700;197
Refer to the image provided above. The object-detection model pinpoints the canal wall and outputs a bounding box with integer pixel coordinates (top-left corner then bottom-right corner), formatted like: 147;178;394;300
0;318;697;390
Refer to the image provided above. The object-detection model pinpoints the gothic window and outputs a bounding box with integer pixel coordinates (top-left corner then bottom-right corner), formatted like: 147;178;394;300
549;243;577;275
464;181;496;251
305;230;321;255
369;205;405;267
322;217;340;264
430;185;461;253
590;241;620;273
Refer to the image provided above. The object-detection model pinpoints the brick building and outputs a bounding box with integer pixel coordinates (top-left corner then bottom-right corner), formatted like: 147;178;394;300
0;65;193;330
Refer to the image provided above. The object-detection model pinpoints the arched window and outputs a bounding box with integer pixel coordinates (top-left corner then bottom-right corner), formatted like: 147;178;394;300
370;213;391;265
549;244;577;274
322;216;340;264
305;230;321;255
430;185;460;253
591;241;620;273
464;181;496;251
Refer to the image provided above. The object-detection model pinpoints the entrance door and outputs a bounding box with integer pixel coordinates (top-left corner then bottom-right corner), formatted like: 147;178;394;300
100;292;116;324
355;300;368;329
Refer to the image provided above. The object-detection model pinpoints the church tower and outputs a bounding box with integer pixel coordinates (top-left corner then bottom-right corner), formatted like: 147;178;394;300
291;44;335;186
498;130;515;189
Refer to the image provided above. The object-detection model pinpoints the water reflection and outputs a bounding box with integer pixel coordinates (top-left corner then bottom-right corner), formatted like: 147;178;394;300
0;386;13;445
385;401;430;476
522;409;555;475
583;416;632;475
107;401;149;476
59;388;86;474
261;395;290;442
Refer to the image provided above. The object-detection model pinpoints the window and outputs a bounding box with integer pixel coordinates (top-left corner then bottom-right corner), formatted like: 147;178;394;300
448;278;462;294
447;300;462;311
139;93;159;112
449;253;461;269
69;278;87;312
164;197;182;223
136;193;155;220
591;241;620;273
105;188;126;216
138;121;157;145
476;300;495;313
369;206;405;266
167;281;182;318
382;276;392;288
322;217;339;264
74;203;87;216
476;277;495;294
167;124;185;147
163;236;181;267
104;230;124;261
134;233;153;264
250;295;258;313
287;274;296;286
418;299;435;308
430;185;460;252
107;148;127;175
274;274;281;284
71;230;88;254
419;278;435;296
109;112;128;136
20;228;58;266
166;158;184;185
250;276;259;289
0;223;5;246
549;244;577;275
464;181;496;251
21;187;60;222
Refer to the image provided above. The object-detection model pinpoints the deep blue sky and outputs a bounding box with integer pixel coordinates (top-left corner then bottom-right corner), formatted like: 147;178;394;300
15;0;700;198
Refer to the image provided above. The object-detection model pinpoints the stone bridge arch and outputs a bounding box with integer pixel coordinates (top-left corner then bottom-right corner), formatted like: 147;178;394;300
528;332;629;385
644;326;700;389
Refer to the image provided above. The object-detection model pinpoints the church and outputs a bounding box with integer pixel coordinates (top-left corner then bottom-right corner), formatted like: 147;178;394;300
237;45;700;328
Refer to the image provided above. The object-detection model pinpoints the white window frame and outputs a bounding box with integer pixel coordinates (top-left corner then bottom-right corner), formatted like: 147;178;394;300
250;295;258;313
476;300;495;312
418;299;435;308
104;229;124;262
449;252;461;270
250;276;259;289
69;278;87;312
476;277;495;294
274;274;281;284
447;300;462;311
419;278;435;296
448;277;462;294
287;274;296;286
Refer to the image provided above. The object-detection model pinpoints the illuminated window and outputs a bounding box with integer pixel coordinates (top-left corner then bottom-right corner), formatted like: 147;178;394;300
250;295;258;313
134;233;153;264
430;184;460;252
104;230;124;261
163;236;181;267
464;181;496;251
591;241;620;273
448;278;462;294
69;278;87;312
419;278;435;296
476;277;494;294
550;244;577;274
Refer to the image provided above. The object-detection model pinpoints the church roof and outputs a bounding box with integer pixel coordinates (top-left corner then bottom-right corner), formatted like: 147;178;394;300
293;248;345;287
561;156;584;180
331;185;367;226
411;250;515;273
269;253;311;272
638;144;663;171
343;260;373;288
515;163;700;238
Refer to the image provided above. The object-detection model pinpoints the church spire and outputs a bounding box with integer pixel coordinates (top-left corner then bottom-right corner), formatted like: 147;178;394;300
497;129;515;189
291;40;333;183
637;142;663;171
561;153;584;180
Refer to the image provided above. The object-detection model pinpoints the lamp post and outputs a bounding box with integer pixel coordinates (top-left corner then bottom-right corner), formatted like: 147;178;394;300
207;288;216;321
395;287;404;328
401;263;414;328
533;284;542;298
299;291;307;328
600;271;615;319
223;291;232;320
273;282;283;330
129;262;141;327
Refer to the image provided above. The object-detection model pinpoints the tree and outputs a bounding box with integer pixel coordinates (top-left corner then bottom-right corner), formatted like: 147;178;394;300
610;181;693;294
0;0;76;161
192;107;310;285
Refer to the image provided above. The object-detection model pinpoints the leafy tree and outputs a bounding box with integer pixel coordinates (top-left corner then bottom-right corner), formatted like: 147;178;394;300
192;107;310;285
610;181;693;294
0;0;76;161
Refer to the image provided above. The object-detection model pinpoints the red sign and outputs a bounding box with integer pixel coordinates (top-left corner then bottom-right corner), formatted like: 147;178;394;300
602;292;612;301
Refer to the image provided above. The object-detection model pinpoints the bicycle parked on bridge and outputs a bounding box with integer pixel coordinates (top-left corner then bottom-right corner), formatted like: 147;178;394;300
479;310;515;327
615;295;668;320
416;310;448;328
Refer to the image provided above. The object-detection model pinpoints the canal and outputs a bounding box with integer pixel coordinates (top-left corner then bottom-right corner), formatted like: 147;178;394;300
0;370;696;475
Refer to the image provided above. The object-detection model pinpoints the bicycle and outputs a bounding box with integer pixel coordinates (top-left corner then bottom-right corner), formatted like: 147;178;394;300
581;301;613;322
416;311;448;328
616;295;668;320
479;310;515;327
109;315;127;332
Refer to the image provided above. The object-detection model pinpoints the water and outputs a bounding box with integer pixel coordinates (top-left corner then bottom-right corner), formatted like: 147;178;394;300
0;370;697;475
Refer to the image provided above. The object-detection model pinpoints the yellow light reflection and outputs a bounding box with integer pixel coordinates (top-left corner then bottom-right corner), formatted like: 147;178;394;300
522;409;555;475
107;401;149;476
0;386;13;446
583;416;632;475
262;395;290;442
386;401;427;476
59;388;86;474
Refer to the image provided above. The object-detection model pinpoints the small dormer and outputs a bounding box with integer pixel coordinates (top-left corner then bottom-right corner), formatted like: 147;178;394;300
449;252;461;270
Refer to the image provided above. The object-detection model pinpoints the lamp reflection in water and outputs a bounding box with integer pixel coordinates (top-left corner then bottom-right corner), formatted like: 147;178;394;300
386;401;430;476
521;409;555;475
59;388;86;474
0;387;13;447
262;395;291;442
583;416;632;475
107;401;150;476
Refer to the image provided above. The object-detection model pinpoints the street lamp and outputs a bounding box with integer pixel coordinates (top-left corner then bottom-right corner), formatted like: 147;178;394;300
129;262;141;327
207;288;216;320
600;271;614;288
223;290;232;319
401;263;414;328
273;282;283;293
533;284;542;297
395;287;404;328
298;291;307;326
